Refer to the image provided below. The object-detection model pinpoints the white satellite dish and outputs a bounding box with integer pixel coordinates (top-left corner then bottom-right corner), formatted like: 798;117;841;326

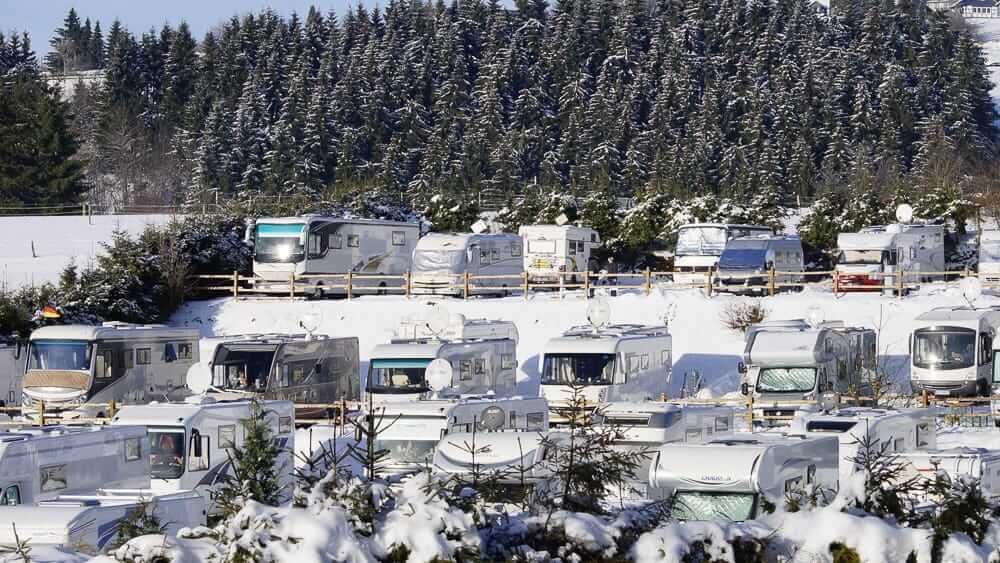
961;276;982;306
895;204;914;225
587;297;611;330
425;358;453;393
471;219;489;234
186;363;213;395
425;304;451;338
299;311;322;339
806;305;826;329
555;213;570;226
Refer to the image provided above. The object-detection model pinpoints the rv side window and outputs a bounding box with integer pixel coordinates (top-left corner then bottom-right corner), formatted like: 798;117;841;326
526;412;545;431
137;348;151;365
981;333;993;366
164;343;177;363
480;248;490;265
177;342;193;360
460;360;472;381
188;432;210;471
784;476;802;493
0;486;19;506
917;423;931;447
509;411;517;426
626;354;642;375
491;247;500;262
641;354;650;370
715;417;730;433
894;438;905;452
96;350;113;379
40;464;67;492
501;353;515;370
474;358;485;376
279;416;292;434
807;464;816;484
569;241;578;256
910;247;917;259
308;234;321;255
347;234;360;248
125;437;142;461
511;244;521;257
219;425;236;448
685;427;702;441
329;234;343;249
122;349;134;369
661;350;671;366
392;231;406;246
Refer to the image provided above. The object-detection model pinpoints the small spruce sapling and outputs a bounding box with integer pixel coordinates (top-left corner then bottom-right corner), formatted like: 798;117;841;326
216;399;286;517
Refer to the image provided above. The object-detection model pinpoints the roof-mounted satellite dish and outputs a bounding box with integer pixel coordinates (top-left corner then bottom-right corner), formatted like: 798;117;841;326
555;213;570;226
896;204;914;225
806;305;825;329
186;363;213;395
425;358;453;395
299;311;322;340
425;304;451;339
961;276;982;307
471;219;489;234
479;405;506;430
587;297;611;332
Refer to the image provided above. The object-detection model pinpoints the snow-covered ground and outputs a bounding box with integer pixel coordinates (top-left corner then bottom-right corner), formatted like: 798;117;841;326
973;18;1000;119
0;214;179;289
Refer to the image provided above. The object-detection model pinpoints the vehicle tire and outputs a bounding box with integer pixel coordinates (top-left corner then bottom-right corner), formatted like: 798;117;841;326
309;283;325;300
978;378;990;397
378;282;388;296
501;284;509;297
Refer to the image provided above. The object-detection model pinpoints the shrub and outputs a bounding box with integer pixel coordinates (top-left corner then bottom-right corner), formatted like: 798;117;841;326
721;301;768;334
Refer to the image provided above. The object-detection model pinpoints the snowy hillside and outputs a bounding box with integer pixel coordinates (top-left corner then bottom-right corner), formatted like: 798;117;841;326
974;19;1000;119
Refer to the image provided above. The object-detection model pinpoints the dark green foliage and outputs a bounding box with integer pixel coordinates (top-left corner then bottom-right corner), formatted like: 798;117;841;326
217;399;286;517
113;500;166;549
845;433;919;522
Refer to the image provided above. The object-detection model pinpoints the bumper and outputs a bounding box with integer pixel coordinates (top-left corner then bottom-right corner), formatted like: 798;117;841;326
911;379;980;397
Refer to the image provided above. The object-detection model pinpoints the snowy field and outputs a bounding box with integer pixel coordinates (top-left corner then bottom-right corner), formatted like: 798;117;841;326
0;214;179;289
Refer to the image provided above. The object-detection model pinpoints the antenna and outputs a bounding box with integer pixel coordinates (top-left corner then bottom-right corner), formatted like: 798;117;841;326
299;311;322;341
960;276;982;308
555;213;569;226
471;219;489;234
586;297;611;333
185;363;213;395
425;304;451;340
895;204;914;224
425;358;453;398
806;305;826;329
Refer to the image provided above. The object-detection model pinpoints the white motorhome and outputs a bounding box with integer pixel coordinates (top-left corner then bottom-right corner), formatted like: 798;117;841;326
0;425;149;506
0;339;23;408
23;323;200;419
648;433;840;521
377;396;548;476
518;224;600;284
790;407;936;481
715;236;804;294
207;333;359;417
896;448;1000;499
411;233;523;296
0;489;204;553
367;316;518;401
250;216;420;296
111;397;295;516
741;319;876;424
672;224;774;284
539;324;672;406
909;307;1000;396
836;222;945;291
979;230;1000;283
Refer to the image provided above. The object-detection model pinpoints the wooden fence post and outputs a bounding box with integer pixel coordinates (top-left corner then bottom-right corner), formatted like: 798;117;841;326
896;268;905;297
768;266;776;297
347;271;354;300
644;268;652;296
705;269;713;297
232;270;239;298
922;390;929;408
833;269;840;294
745;393;754;429
405;271;411;299
289;273;295;300
584;271;591;299
523;271;529;300
108;399;117;419
463;271;470;300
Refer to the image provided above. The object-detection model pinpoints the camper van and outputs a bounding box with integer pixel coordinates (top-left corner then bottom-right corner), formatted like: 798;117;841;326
715;236;804;294
979;230;1000;283
539;324;672;407
836;222;945;291
0;425;150;506
896;448;1000;499
376;396;548;476
518;224;600;284
250;216;420;296
411;233;523;296
649;433;840;521
367;316;518;401
206;334;360;417
111;398;295;516
23;323;200;419
672;224;774;284
790;407;936;481
741;319;876;424
910;307;1000;397
0;339;23;408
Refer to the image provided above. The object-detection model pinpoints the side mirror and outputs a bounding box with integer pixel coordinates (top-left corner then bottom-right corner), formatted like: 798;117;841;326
467;248;476;262
737;362;746;374
244;224;254;244
13;343;21;360
741;382;750;396
766;261;774;270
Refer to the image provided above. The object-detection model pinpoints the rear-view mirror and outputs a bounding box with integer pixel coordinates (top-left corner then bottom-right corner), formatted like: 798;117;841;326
191;430;203;457
737;362;746;374
740;382;750;396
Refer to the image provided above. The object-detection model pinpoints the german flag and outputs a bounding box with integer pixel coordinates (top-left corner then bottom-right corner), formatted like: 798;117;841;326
40;306;61;319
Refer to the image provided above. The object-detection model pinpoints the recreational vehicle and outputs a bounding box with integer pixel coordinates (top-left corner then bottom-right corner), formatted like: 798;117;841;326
539;324;673;407
0;339;23;407
909;307;1000;396
206;334;360;417
979;230;1000;283
715;236;804;294
896;448;1000;499
249;216;420;296
649;433;840;521
410;233;523;296
111;397;295;516
672;224;773;284
518;224;600;284
0;425;150;506
741;319;876;424
22;323;200;419
376;396;548;476
367;316;518;401
0;489;205;553
835;222;945;291
790;407;936;481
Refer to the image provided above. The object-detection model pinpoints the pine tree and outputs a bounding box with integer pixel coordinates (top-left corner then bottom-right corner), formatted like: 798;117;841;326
216;400;286;517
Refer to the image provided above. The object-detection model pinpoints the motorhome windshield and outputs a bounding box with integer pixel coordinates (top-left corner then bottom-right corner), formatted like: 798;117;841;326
149;428;186;479
671;491;756;521
981;243;1000;263
212;347;277;391
838;249;885;265
913;328;976;370
375;438;437;465
412;248;467;273
27;340;91;371
756;367;816;393
676;227;727;256
368;358;432;393
254;224;305;263
719;249;766;270
541;353;616;385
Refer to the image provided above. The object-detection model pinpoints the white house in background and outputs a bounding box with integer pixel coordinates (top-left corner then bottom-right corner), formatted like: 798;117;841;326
41;70;105;101
956;0;1000;17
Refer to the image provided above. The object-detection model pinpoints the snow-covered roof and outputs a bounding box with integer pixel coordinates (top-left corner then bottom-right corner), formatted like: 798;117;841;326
255;216;418;228
837;231;897;251
746;329;822;366
915;307;1000;324
30;323;198;342
415;232;520;251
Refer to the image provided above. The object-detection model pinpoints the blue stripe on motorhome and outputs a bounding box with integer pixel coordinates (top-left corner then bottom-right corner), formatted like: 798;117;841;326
256;224;305;236
97;518;120;549
197;460;233;487
371;359;431;369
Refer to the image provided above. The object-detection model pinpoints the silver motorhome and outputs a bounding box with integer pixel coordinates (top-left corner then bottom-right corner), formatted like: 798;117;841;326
411;233;523;296
897;448;1000;499
518;224;600;283
715;235;803;294
909;307;1000;396
672;223;773;284
836;222;945;291
23;323;199;418
250;216;420;296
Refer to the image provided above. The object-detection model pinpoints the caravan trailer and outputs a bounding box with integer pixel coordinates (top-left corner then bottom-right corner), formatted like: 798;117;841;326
0;339;23;407
539;324;672;407
250;216;420;296
649;433;840;521
367;315;518;401
518;224;600;284
411;233;523;296
111;398;295;516
23;323;200;419
790;407;936;481
673;224;774;284
715;236;804;294
836;222;945;291
741;319;876;424
207;334;359;417
979;230;1000;283
910;307;1000;397
896;448;1000;499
